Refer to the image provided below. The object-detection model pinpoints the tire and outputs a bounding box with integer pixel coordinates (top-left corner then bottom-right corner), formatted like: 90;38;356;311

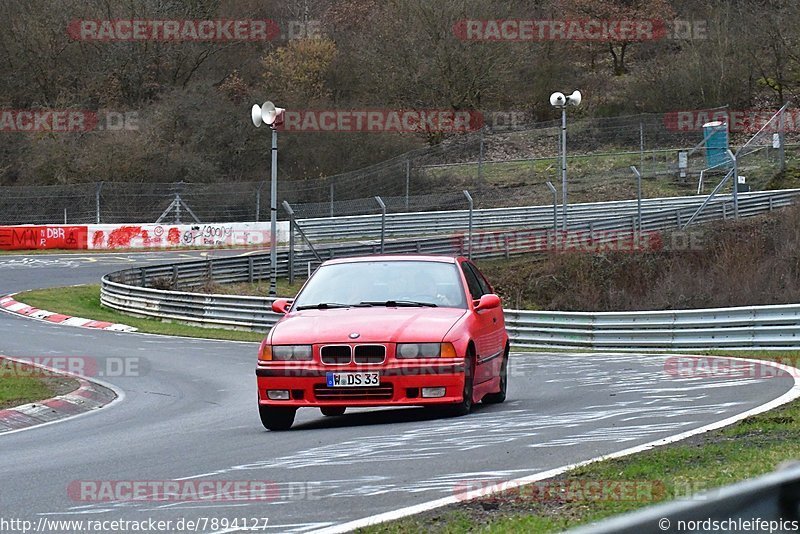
259;405;296;431
443;347;475;417
483;346;509;404
320;406;346;417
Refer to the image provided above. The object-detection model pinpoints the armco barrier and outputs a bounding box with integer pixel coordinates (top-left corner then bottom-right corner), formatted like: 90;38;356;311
101;275;800;350
294;189;800;240
99;189;800;349
568;463;800;534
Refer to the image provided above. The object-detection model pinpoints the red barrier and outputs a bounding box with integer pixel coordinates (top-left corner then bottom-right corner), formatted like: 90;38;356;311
0;226;88;250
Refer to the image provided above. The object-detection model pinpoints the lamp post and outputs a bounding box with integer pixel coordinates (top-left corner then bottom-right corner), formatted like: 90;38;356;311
550;90;581;231
251;101;285;297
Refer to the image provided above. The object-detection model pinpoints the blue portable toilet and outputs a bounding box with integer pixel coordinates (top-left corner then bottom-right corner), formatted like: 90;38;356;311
703;120;729;168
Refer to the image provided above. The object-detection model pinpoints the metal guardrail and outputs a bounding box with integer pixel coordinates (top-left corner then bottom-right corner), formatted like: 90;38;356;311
568;463;800;534
294;189;800;240
101;276;800;349
100;189;800;349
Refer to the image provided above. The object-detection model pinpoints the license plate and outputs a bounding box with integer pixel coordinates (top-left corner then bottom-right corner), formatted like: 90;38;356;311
326;372;380;388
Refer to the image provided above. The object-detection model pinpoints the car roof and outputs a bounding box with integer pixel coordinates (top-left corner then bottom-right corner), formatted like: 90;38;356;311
322;254;461;266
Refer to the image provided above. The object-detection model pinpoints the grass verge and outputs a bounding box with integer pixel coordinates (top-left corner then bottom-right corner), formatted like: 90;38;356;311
0;358;79;409
15;285;264;342
359;351;800;533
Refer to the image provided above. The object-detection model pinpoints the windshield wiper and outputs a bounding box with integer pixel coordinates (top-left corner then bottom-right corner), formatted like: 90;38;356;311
294;302;351;310
358;300;438;308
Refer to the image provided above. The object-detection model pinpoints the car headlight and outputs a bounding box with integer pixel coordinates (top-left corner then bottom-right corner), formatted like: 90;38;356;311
264;345;313;361
396;343;457;358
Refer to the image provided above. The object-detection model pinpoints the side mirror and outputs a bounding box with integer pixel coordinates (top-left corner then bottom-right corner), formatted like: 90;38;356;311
474;294;501;312
271;298;291;314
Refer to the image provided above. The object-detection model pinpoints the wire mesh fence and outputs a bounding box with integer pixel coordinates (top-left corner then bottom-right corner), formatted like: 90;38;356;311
1;107;795;224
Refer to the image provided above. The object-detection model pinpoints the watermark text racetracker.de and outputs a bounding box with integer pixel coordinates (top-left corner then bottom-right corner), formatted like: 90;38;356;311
0;356;148;378
453;19;708;41
68;18;322;42
453;229;704;256
454;479;666;502
274;109;484;133
68;479;322;502
0;109;138;132
664;109;800;133
665;356;797;379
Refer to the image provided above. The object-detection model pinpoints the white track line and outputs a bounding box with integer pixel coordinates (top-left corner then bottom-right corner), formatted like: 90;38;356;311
309;355;800;534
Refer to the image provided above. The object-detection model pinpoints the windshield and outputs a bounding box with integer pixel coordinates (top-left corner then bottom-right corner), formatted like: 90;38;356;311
292;260;467;310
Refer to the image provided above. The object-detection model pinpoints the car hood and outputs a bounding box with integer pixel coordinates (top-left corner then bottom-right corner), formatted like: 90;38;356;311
270;306;468;344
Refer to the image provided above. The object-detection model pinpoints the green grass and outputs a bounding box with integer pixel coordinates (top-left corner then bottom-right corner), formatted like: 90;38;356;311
201;278;307;298
17;285;264;342
359;351;800;533
0;358;77;409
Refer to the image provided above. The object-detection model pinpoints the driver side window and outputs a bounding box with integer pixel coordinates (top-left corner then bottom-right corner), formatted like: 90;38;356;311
460;262;484;300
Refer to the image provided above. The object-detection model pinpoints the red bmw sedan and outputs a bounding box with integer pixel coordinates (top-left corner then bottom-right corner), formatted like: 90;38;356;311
255;255;509;430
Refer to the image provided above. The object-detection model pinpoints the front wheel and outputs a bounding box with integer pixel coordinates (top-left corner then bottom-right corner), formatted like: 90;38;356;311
483;346;508;404
321;406;346;417
442;349;475;417
259;405;296;431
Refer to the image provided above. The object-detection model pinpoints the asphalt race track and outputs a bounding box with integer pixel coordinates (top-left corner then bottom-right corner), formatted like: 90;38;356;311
0;251;796;533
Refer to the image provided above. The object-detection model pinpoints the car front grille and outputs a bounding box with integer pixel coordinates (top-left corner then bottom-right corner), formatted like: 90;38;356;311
354;345;386;364
313;383;394;401
321;345;351;364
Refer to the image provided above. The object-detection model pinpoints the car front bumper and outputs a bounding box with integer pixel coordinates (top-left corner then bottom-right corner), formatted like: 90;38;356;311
256;361;466;407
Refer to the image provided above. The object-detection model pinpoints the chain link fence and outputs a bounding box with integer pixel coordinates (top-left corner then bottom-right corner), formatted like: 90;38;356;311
2;107;796;224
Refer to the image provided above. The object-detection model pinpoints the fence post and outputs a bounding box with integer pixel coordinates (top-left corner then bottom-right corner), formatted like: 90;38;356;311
463;190;473;259
405;160;411;211
95;182;103;224
330;177;335;218
779;106;786;173
478;127;485;186
546;181;557;249
639;119;645;178
282;201;296;284
630;166;643;244
255;181;265;222
374;196;386;253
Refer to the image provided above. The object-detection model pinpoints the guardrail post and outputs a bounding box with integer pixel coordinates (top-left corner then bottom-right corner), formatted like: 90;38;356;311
463;190;473;259
172;264;179;290
504;235;510;259
248;257;254;283
769;196;774;212
140;268;146;287
676;210;682;227
589;220;595;244
722;202;727;220
374;196;386;253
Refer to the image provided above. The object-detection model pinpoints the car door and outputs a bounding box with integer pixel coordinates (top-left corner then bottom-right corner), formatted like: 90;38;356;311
460;261;502;384
465;261;506;382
